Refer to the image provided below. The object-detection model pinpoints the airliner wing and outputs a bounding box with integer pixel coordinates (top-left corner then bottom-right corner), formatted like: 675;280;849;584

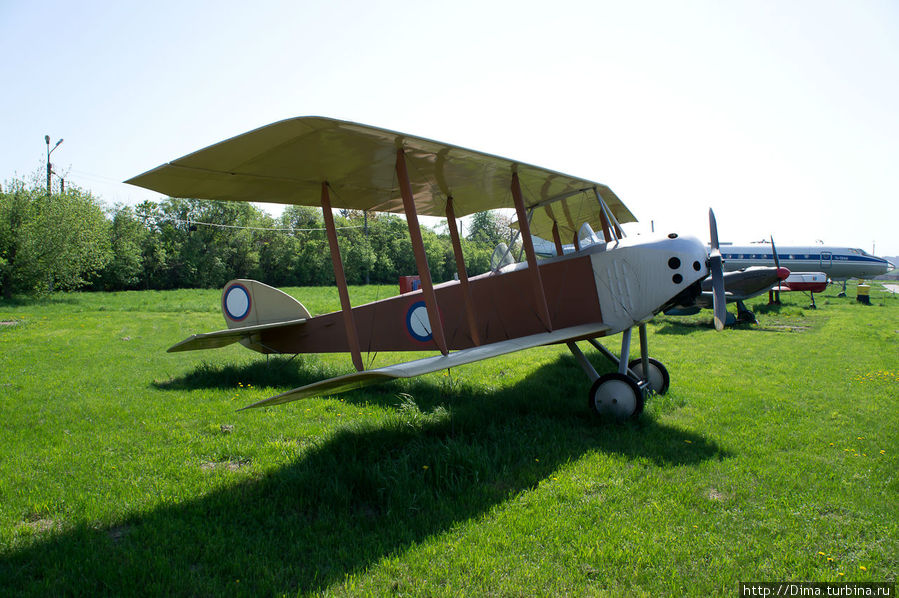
241;322;611;409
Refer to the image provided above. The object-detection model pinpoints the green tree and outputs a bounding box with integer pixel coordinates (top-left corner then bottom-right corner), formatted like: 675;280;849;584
98;204;146;290
157;198;268;288
134;200;169;290
466;210;508;248
0;177;111;298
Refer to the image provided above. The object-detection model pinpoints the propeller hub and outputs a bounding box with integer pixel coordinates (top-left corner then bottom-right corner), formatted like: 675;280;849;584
776;267;790;281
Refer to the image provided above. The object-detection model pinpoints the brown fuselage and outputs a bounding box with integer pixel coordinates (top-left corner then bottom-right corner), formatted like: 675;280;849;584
259;253;603;354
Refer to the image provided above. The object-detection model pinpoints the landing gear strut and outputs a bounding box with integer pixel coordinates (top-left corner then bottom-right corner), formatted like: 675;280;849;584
736;300;757;324
568;323;669;419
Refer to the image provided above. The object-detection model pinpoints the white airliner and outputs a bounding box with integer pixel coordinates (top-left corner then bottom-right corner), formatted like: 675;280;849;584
717;244;893;281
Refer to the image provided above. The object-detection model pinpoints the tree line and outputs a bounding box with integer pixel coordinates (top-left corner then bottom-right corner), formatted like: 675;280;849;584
0;175;513;299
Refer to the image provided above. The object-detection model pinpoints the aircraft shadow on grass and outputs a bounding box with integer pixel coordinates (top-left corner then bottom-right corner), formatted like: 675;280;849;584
3;354;728;595
151;354;334;392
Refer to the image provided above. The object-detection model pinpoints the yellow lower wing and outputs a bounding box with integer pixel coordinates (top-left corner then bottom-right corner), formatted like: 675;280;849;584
241;322;610;410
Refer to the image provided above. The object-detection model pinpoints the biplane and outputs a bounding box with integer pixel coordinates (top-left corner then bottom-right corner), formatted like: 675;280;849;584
126;117;726;419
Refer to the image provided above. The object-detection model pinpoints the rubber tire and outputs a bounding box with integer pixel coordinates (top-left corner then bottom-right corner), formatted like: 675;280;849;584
627;358;670;396
588;373;644;419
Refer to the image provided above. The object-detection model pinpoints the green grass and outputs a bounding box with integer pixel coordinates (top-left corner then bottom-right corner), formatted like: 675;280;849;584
1;282;897;596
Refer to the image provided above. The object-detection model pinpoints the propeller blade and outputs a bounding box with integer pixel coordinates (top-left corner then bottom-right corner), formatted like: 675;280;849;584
770;235;780;269
709;209;726;331
709;208;720;252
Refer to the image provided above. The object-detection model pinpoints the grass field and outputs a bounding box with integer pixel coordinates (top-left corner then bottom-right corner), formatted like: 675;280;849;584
1;282;897;596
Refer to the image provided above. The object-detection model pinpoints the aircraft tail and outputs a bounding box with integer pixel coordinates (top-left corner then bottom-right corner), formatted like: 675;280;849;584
221;279;311;328
167;280;310;354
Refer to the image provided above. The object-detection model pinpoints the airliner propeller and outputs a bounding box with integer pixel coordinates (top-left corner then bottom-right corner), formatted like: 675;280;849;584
709;209;726;331
770;235;781;269
770;235;789;279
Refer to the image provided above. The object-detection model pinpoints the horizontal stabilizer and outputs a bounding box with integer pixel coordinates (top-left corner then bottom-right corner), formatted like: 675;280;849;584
167;318;307;353
241;322;611;409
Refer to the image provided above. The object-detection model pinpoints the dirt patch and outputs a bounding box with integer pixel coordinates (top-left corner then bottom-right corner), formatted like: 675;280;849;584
20;516;58;533
765;324;812;332
201;458;251;472
705;487;730;502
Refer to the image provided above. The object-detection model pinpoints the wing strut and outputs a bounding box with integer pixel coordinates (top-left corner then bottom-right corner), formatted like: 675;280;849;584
511;171;553;332
595;187;623;240
551;220;564;256
445;197;481;346
321;182;364;371
598;205;613;242
396;148;449;355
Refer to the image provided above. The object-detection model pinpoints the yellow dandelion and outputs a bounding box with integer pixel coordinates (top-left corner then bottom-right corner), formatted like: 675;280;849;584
422;465;429;470
685;440;693;444
838;573;844;577
828;558;834;562
818;551;825;556
859;566;867;571
881;450;886;454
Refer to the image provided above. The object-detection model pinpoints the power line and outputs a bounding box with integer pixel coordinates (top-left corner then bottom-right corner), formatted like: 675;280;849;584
163;216;364;233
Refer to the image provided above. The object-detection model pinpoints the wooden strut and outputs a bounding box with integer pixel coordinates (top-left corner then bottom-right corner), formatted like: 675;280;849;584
551;221;564;257
445;197;481;346
320;182;364;372
510;171;553;332
396;148;449;355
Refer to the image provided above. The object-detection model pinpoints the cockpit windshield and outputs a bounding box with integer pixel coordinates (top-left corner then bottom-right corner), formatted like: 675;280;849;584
577;223;605;250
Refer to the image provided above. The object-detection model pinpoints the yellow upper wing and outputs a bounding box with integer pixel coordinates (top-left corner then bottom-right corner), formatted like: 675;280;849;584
125;116;636;222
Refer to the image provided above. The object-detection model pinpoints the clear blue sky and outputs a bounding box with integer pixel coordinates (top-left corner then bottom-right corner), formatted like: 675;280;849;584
2;0;897;255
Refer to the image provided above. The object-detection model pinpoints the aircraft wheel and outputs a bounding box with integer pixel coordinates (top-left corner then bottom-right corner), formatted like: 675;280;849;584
588;373;644;419
627;358;670;396
736;310;757;324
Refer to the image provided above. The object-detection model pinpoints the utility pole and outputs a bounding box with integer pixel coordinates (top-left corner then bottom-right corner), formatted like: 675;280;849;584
45;135;64;196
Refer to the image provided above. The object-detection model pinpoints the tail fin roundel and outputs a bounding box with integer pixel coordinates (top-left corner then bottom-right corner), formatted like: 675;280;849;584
222;279;311;329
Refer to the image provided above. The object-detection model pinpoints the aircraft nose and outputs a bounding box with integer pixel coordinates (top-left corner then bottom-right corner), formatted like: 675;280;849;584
776;267;790;280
